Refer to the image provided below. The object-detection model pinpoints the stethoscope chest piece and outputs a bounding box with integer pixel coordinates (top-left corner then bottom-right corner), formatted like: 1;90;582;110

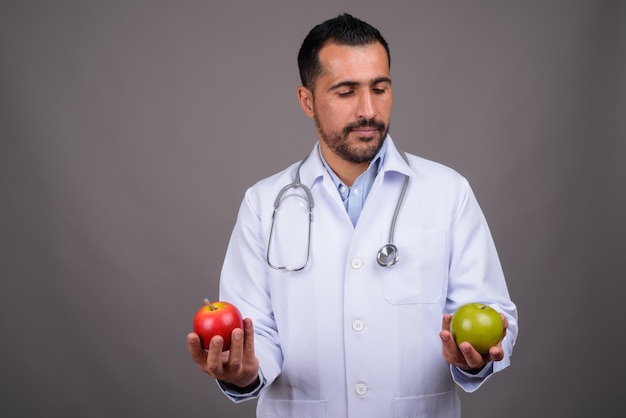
377;244;399;267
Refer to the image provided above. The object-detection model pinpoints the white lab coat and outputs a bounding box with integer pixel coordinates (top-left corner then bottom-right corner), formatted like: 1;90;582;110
218;136;518;418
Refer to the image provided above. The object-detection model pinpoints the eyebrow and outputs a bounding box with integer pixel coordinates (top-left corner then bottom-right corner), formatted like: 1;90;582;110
328;77;392;92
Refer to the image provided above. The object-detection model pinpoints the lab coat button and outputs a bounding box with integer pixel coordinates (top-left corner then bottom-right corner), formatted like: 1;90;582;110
351;258;363;269
355;383;368;395
352;320;364;332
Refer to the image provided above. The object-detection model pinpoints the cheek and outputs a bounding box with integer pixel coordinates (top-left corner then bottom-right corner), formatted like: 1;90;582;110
316;105;348;130
378;96;393;117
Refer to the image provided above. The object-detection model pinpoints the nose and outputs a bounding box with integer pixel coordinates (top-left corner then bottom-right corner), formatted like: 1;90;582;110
356;91;376;120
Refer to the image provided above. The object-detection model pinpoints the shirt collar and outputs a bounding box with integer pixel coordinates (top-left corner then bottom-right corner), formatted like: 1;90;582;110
296;134;412;189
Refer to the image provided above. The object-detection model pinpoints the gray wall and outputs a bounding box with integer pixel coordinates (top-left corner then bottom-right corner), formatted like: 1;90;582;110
1;1;624;417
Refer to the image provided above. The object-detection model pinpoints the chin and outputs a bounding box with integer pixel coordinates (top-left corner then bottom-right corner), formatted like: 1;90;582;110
348;144;382;163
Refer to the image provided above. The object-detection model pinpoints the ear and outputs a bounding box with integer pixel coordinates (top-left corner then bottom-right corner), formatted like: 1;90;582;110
297;86;315;119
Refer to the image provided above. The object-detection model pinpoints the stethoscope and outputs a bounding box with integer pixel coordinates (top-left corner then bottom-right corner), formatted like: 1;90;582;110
266;150;410;271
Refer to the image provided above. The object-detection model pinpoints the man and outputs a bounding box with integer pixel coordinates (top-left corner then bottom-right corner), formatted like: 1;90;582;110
187;13;518;418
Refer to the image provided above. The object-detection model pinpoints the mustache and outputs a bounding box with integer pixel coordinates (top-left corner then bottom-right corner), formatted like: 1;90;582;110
343;118;386;135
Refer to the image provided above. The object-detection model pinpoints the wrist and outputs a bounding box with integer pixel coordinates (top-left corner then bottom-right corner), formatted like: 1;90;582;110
221;375;261;393
460;365;485;375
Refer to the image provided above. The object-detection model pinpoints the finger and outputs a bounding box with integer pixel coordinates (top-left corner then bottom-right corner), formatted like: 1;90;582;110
440;315;463;363
439;330;457;356
439;330;468;369
500;313;508;328
205;335;225;377
226;328;245;372
242;318;255;357
489;345;505;362
441;314;452;332
186;333;207;366
459;342;485;369
500;314;508;339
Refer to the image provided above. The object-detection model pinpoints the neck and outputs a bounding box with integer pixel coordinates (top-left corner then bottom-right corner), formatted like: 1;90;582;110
319;145;369;186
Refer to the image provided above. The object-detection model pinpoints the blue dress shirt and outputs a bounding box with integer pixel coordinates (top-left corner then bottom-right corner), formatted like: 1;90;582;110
319;140;387;226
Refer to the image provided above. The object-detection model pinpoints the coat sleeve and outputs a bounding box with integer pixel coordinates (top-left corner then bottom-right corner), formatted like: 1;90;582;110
217;187;283;400
445;178;518;392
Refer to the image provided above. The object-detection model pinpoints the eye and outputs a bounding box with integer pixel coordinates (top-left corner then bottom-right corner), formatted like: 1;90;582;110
337;90;354;97
372;87;387;95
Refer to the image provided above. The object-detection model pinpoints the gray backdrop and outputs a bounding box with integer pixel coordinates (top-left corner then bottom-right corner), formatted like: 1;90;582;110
1;1;625;417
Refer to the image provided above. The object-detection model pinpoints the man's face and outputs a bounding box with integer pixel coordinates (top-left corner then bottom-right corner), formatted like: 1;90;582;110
300;42;392;164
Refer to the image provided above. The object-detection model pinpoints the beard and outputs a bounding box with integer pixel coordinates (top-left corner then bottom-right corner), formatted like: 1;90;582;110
314;115;389;164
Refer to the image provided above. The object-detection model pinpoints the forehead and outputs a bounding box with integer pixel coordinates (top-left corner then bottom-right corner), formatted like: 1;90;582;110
316;42;390;85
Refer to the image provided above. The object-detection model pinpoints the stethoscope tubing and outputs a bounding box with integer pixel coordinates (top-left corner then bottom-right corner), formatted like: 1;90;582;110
267;158;314;271
266;149;410;270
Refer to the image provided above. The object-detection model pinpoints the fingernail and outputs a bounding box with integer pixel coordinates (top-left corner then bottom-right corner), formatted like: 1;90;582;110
233;330;243;340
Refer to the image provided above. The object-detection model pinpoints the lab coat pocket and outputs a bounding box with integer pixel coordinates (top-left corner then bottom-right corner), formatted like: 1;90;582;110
382;230;446;305
259;398;328;418
391;390;460;417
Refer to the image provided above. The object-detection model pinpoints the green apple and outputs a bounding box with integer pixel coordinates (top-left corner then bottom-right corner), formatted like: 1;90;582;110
450;303;503;355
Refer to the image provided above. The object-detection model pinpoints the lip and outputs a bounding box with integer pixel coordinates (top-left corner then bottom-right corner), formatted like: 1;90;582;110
351;127;378;134
351;129;378;140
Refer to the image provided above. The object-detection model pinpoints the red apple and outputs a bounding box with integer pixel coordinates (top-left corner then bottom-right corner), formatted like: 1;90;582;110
450;302;503;355
193;299;244;351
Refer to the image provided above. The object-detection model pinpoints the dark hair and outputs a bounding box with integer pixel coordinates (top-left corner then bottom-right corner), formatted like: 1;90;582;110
297;13;390;90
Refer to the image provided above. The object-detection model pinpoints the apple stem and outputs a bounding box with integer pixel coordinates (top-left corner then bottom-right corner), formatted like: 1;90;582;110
204;298;217;311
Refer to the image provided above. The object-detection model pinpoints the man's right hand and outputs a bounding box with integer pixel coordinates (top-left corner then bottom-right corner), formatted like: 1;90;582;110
187;317;260;389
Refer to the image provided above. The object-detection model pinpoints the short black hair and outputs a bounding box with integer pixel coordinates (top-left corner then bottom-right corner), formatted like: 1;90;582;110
297;13;390;90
